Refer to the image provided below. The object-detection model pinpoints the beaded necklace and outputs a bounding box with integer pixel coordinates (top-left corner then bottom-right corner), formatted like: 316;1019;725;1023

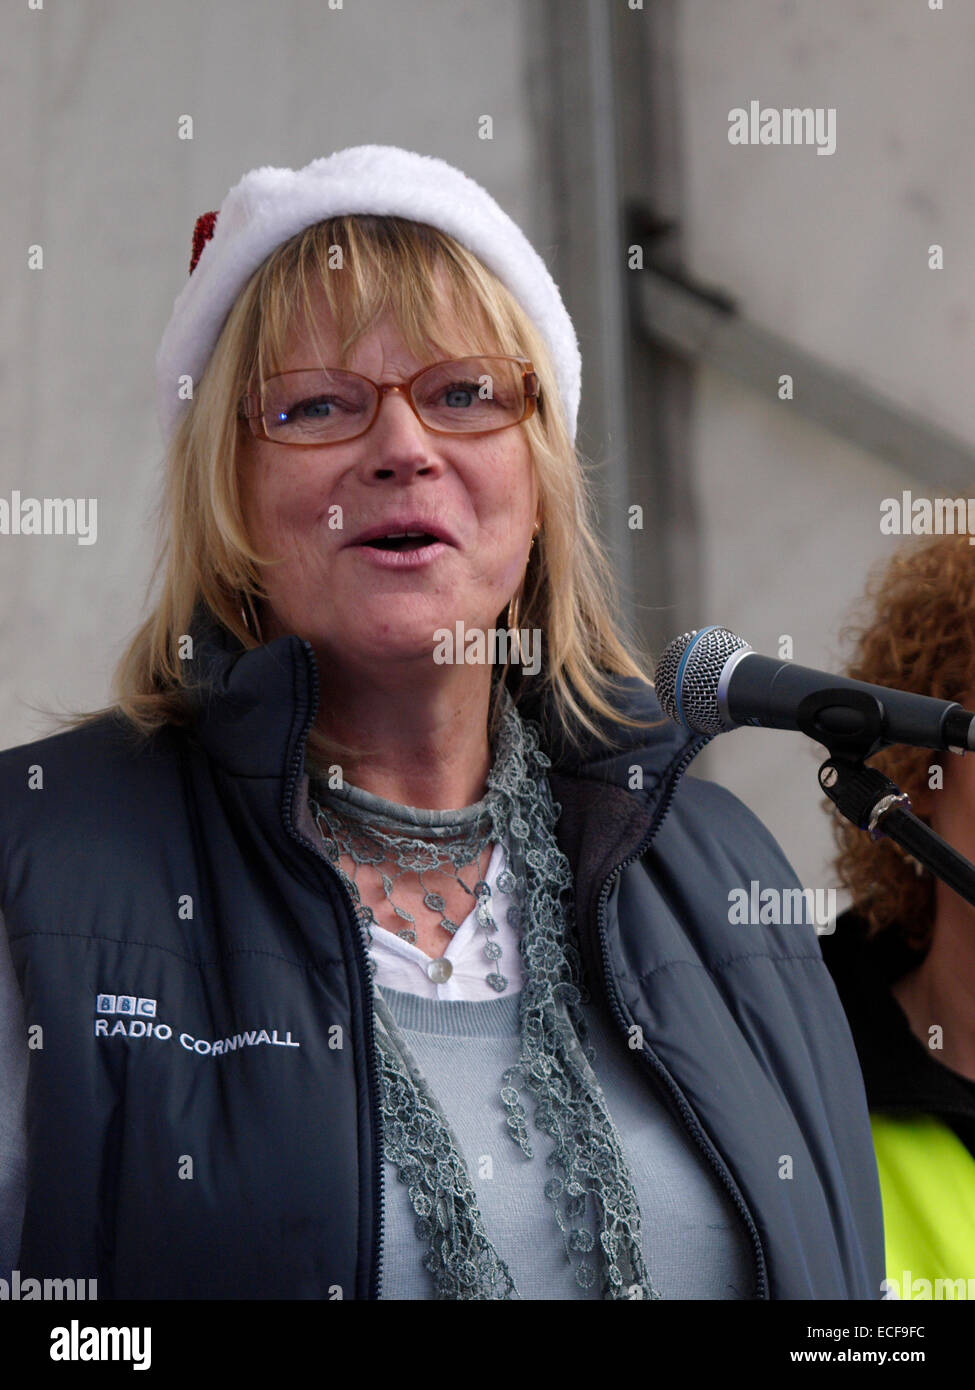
310;778;512;994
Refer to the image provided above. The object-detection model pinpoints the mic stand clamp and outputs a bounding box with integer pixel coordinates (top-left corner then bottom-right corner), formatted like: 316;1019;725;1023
796;688;975;912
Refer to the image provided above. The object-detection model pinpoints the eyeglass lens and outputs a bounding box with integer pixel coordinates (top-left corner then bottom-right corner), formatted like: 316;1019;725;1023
259;357;526;443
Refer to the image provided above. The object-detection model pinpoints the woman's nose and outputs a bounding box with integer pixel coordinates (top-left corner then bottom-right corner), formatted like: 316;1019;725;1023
360;386;442;475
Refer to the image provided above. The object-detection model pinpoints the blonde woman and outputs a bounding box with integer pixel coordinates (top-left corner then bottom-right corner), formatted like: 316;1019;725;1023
0;146;882;1299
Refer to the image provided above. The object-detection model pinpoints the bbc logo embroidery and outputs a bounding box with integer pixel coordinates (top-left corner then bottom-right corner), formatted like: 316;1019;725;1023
92;993;301;1055
96;994;157;1018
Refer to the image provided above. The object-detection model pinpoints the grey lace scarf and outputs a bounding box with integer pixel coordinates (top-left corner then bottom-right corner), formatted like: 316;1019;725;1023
309;686;658;1300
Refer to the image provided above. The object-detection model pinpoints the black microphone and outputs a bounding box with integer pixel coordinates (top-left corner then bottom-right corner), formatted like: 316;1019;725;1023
653;625;975;754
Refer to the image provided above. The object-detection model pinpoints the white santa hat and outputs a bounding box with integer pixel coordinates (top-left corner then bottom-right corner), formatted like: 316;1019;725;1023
155;144;581;446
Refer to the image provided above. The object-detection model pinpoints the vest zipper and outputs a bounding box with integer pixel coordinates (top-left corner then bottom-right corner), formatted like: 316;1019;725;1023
281;639;385;1302
591;736;771;1300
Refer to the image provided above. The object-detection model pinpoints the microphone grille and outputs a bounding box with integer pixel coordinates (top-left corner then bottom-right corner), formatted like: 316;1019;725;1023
653;626;750;733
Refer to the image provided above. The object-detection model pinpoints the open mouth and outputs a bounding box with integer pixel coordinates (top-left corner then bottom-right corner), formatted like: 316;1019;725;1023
362;532;441;552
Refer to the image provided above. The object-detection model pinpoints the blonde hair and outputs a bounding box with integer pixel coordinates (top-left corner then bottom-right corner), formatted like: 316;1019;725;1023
831;531;975;951
74;214;661;766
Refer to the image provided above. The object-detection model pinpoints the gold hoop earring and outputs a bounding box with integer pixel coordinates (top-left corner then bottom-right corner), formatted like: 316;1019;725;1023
504;520;541;659
506;585;523;636
239;591;264;644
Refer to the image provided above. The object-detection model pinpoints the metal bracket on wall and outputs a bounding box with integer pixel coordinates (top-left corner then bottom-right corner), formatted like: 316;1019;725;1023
635;260;975;490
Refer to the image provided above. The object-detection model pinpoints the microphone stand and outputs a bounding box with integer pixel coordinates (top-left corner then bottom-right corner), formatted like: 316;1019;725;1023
796;688;975;911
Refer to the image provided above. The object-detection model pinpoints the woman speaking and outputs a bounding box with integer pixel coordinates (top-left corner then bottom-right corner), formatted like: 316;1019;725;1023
0;145;882;1299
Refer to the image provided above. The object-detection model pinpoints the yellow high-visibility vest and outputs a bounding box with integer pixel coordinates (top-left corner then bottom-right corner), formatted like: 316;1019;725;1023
872;1114;975;1299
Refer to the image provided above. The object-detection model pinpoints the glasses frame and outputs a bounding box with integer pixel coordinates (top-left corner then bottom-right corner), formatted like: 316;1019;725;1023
238;355;540;447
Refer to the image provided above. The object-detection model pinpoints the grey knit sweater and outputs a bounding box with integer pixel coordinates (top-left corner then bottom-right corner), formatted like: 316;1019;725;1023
377;983;755;1299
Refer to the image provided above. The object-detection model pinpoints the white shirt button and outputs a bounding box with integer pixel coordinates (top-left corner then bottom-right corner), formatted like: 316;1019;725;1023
426;958;453;984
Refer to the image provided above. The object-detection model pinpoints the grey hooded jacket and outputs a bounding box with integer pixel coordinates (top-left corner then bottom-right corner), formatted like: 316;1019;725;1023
0;611;884;1298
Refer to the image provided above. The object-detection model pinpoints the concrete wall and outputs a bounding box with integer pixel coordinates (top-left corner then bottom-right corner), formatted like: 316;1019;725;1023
678;0;974;897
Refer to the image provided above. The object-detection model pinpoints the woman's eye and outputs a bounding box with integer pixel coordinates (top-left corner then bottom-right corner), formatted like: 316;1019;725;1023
276;396;339;422
443;382;480;407
297;397;336;419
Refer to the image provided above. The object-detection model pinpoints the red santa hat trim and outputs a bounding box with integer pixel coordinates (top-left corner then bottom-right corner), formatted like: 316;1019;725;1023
189;211;219;275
